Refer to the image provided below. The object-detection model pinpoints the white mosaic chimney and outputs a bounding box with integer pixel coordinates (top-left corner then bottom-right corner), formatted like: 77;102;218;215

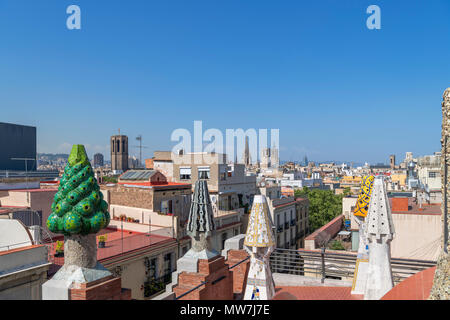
243;195;276;300
363;176;395;300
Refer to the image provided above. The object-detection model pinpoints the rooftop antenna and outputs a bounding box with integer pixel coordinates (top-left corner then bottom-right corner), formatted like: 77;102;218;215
133;135;148;168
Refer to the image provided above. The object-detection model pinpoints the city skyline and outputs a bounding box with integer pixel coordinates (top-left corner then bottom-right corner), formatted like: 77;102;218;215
1;1;449;163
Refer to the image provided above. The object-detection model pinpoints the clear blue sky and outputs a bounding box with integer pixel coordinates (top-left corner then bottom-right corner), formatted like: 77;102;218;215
1;0;449;164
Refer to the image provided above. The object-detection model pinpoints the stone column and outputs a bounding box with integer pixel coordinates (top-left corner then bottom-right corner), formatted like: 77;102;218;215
429;88;450;300
64;234;97;268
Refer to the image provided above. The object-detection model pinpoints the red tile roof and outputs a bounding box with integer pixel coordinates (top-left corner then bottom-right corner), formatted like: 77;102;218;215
274;286;363;300
381;266;436;300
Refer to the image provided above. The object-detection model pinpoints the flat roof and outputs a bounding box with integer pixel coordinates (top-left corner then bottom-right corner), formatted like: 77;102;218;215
4;188;56;193
390;198;441;215
49;228;174;267
116;181;191;189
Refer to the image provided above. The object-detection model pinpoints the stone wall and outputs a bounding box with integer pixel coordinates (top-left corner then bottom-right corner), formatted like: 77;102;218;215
429;88;450;300
106;186;154;210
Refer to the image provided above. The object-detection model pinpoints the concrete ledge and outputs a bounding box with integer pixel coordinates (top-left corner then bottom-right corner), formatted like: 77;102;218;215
221;234;246;259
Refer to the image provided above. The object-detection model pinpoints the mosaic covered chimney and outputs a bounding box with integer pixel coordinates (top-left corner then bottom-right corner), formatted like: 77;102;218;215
185;179;218;258
429;87;450;300
43;144;113;300
363;176;395;300
243;195;276;300
351;175;374;295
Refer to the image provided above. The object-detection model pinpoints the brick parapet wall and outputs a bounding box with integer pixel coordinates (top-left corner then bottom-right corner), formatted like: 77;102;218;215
69;276;132;300
305;215;344;250
225;250;250;295
174;255;234;300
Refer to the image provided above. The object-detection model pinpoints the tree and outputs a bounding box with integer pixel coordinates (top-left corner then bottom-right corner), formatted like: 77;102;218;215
103;176;118;183
343;187;351;197
329;240;345;250
47;145;110;235
295;187;343;232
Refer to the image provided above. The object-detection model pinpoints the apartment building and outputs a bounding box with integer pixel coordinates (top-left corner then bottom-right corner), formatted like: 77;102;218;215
259;184;309;249
171;152;257;251
101;169;192;255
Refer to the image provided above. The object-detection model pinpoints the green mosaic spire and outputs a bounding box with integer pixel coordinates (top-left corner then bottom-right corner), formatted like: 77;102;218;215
47;144;110;235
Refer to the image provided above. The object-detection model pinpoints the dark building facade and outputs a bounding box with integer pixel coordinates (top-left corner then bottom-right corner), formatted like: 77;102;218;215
93;153;104;167
111;135;128;172
0;122;37;171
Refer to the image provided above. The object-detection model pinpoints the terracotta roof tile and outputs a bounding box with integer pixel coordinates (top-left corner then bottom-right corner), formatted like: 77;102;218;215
274;286;363;300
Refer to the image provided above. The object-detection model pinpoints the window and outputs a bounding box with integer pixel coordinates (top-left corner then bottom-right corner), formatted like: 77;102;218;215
163;253;173;275
144;257;158;279
221;232;228;250
198;166;210;179
429;172;438;178
180;167;191;180
161;200;173;214
220;166;227;181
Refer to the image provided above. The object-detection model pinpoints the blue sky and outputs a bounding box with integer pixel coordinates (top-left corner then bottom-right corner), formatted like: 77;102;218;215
1;0;449;164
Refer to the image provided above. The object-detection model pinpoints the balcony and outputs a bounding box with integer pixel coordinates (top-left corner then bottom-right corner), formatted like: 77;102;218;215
143;273;172;298
290;219;296;226
284;222;289;230
277;226;283;233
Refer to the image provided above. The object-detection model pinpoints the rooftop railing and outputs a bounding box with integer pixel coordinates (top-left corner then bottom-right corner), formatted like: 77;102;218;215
269;248;437;283
166;247;437;300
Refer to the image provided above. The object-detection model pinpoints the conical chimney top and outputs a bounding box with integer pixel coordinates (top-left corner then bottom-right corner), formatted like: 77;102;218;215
244;195;275;247
186;180;215;238
365;176;395;240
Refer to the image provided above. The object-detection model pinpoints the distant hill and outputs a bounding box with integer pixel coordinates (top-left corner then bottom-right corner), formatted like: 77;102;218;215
38;153;69;160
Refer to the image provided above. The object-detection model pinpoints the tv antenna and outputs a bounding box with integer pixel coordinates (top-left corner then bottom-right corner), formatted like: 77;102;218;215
133;135;148;168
